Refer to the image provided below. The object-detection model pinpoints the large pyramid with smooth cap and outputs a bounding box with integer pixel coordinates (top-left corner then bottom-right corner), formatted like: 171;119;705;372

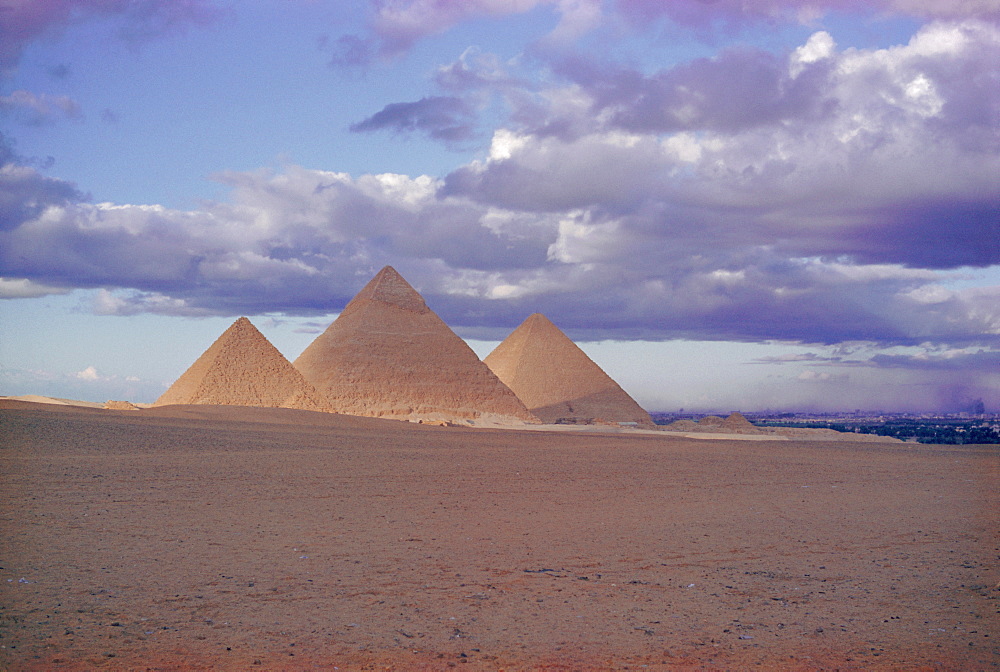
154;317;331;412
484;313;654;426
293;266;538;424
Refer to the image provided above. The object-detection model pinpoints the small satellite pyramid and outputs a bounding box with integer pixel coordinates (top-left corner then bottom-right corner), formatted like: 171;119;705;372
154;317;331;412
484;313;654;426
293;266;538;424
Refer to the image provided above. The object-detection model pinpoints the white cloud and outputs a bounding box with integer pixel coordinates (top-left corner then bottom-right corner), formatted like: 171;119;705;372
488;128;530;161
546;213;622;264
75;366;100;381
791;31;836;76
0;277;70;299
906;284;955;304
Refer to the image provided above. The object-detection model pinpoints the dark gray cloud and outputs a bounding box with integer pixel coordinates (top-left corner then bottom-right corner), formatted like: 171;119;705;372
350;96;478;146
0;146;86;232
868;349;1000;371
834;200;1000;269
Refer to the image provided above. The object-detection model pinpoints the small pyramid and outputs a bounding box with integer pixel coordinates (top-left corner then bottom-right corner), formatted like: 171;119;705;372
484;313;653;426
154;317;331;412
721;411;761;434
293;266;538;424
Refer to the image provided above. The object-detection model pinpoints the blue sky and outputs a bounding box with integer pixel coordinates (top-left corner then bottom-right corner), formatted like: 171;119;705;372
1;0;998;413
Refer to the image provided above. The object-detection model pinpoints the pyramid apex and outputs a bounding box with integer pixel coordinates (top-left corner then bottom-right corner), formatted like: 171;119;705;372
516;313;563;337
524;313;554;327
346;265;428;314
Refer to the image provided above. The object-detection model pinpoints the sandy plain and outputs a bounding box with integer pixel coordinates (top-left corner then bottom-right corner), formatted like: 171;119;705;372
1;400;997;671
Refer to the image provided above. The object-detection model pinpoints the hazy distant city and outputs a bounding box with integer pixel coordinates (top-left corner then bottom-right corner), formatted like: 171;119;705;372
652;408;1000;444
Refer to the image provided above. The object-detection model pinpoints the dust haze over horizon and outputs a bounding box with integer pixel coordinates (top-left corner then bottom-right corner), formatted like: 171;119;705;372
0;0;997;413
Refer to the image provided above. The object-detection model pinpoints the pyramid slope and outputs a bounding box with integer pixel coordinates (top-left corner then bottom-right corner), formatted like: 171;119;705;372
293;267;537;424
154;317;331;412
484;313;653;426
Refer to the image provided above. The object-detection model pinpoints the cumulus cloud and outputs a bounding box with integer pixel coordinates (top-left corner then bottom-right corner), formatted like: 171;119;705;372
0;152;996;347
1;14;997;353
0;165;554;317
0;159;86;231
444;20;1000;272
75;365;100;381
549;46;837;136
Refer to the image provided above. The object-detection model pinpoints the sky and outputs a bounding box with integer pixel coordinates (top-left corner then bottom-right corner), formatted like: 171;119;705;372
0;0;998;413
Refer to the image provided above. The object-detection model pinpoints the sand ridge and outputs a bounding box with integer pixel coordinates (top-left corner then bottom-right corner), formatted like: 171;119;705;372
0;395;104;409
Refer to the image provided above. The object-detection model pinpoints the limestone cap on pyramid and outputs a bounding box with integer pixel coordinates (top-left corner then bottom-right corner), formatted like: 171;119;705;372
154;317;331;412
484;313;654;426
293;266;538;425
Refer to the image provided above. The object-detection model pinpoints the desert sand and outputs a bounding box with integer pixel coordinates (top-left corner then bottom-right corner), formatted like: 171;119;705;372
1;400;997;671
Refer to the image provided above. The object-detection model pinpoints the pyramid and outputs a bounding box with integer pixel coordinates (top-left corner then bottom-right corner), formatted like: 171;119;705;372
154;317;331;412
721;411;762;434
293;266;538;424
484;313;654;426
